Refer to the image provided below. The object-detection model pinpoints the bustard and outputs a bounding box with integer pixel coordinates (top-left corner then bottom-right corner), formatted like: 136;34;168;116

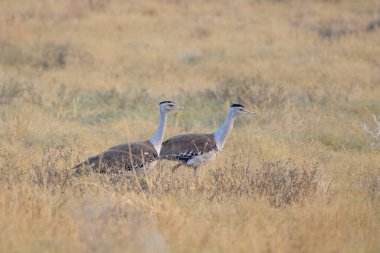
160;104;255;175
74;101;184;174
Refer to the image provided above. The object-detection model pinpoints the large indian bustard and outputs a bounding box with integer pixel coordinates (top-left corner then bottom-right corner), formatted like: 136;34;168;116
160;104;255;176
74;101;184;174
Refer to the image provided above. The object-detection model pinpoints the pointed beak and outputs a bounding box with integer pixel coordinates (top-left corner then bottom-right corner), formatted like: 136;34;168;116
175;105;186;110
243;109;256;115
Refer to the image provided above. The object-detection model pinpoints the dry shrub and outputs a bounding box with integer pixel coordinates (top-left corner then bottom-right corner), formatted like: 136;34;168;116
358;169;380;202
201;77;287;108
196;77;349;112
0;150;28;187
43;156;320;209
251;160;318;207
361;115;380;149
0;78;34;105
77;164;196;198
0;41;93;69
315;18;380;38
37;42;71;69
290;13;380;39
0;42;33;66
106;157;322;208
0;145;82;192
67;0;110;16
32;146;81;192
0;79;154;122
34;42;94;69
207;158;319;207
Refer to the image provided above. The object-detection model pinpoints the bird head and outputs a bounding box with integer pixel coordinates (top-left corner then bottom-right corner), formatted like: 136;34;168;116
230;103;256;117
159;101;185;113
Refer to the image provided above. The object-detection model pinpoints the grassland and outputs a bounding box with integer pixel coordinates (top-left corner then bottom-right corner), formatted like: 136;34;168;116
0;0;380;252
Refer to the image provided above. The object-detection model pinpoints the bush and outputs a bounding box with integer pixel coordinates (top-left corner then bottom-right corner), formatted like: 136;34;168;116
207;158;319;207
361;115;380;149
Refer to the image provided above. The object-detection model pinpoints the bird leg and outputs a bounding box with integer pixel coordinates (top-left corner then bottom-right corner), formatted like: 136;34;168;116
192;167;198;178
193;167;199;187
171;163;183;174
170;163;182;186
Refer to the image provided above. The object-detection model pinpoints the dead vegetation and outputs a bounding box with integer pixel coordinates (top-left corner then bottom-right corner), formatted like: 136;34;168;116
0;0;379;252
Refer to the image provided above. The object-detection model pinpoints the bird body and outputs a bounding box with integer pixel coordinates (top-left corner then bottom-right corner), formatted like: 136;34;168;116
76;141;158;174
160;104;255;173
161;133;218;167
74;101;183;175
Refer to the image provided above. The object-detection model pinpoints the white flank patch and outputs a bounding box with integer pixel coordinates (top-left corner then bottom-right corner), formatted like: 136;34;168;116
186;151;217;167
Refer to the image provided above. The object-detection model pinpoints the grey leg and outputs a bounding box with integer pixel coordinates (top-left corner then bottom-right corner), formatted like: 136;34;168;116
192;167;198;178
171;163;183;174
170;164;183;186
193;167;199;187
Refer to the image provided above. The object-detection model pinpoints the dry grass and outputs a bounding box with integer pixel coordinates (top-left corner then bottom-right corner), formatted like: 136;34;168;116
1;0;380;252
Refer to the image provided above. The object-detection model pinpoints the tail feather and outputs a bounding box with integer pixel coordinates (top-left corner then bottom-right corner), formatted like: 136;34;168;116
73;155;100;175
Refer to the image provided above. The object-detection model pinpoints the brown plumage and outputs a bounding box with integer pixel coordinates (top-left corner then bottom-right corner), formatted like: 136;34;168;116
74;141;158;174
160;134;218;167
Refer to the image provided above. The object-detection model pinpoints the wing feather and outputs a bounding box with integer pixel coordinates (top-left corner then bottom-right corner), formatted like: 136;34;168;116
160;134;217;163
74;141;158;174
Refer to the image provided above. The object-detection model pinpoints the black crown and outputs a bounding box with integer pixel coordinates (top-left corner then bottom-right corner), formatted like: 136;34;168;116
230;103;245;108
159;100;174;105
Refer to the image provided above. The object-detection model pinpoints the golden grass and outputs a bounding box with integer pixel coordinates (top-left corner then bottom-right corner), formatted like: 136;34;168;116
1;0;380;252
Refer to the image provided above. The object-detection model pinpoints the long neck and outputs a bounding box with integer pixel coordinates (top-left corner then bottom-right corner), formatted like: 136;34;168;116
149;110;167;154
213;110;235;151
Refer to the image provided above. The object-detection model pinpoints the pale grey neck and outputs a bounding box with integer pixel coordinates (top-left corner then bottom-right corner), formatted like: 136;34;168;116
213;110;236;151
149;111;167;154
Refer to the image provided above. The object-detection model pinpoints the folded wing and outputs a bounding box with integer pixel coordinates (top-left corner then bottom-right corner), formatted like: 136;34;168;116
160;134;217;163
75;141;158;174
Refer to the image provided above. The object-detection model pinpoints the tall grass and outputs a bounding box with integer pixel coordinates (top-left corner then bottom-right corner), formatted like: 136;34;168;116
0;0;380;252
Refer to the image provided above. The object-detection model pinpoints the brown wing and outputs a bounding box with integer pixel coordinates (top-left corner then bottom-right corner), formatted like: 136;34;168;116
160;134;217;163
74;141;158;174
